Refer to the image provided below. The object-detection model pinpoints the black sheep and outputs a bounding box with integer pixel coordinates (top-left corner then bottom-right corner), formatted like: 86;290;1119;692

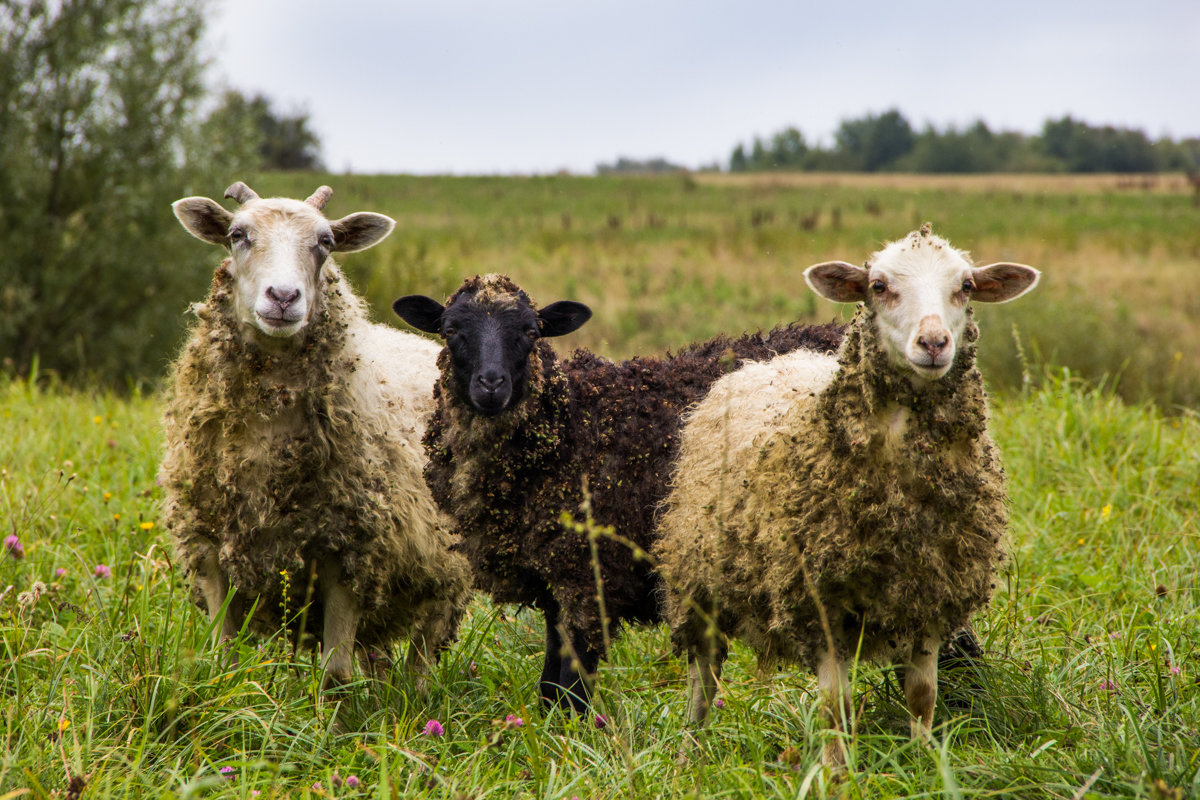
394;274;842;710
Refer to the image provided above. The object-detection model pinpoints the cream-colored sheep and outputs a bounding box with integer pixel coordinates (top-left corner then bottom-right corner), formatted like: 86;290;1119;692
655;224;1039;767
162;182;472;690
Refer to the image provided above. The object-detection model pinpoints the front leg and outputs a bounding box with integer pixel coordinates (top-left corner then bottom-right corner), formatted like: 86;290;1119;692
538;602;565;709
556;627;601;713
686;649;723;725
904;633;940;743
817;647;852;769
317;558;362;690
196;549;242;646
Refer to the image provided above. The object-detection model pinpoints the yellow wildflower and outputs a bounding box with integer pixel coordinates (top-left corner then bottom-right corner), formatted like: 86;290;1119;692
1100;504;1112;519
139;522;155;531
93;415;102;424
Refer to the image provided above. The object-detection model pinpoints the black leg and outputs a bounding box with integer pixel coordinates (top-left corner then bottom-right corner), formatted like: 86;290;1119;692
556;629;601;713
538;604;564;709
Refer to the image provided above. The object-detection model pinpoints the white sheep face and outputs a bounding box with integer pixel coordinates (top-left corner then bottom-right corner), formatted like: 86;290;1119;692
804;227;1040;380
172;183;395;342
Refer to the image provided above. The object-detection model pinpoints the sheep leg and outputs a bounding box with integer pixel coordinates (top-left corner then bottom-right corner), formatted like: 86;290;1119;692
904;634;940;743
538;604;566;709
317;559;361;690
686;651;722;725
197;550;241;647
817;647;852;769
556;629;600;713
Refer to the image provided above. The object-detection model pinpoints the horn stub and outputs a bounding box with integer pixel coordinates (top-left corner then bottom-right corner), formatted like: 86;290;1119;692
305;185;333;210
224;181;260;205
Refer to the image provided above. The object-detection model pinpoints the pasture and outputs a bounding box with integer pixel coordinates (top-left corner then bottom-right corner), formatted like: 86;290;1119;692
2;173;1199;798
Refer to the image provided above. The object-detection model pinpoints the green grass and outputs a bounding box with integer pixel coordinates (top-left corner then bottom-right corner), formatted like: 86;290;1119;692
3;369;1198;799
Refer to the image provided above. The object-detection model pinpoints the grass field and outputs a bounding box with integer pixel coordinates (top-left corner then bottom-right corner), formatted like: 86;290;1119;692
3;174;1199;798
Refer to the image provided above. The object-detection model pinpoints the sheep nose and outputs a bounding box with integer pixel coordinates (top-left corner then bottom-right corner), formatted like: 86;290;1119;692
917;331;949;358
476;373;506;393
266;286;301;309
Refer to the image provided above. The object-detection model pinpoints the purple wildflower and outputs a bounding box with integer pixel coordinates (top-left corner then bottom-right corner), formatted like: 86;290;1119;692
1100;679;1119;692
3;535;23;559
219;766;235;779
505;714;524;728
714;698;725;709
94;564;111;579
423;719;444;737
346;775;360;788
55;568;67;578
1170;665;1182;676
594;714;608;729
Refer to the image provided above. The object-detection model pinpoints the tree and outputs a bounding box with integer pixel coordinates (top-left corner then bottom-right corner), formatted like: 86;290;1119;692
0;0;257;384
768;126;807;169
209;90;325;171
834;109;915;171
729;143;748;172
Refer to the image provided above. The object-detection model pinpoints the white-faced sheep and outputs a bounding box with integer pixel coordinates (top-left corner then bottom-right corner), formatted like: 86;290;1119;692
394;274;843;711
654;224;1039;766
162;181;472;690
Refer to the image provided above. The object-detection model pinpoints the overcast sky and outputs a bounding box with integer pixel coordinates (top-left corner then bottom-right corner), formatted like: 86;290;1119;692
204;0;1200;175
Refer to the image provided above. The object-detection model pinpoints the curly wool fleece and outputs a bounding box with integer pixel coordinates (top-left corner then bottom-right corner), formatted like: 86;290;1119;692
423;274;845;657
656;303;1007;670
161;260;471;650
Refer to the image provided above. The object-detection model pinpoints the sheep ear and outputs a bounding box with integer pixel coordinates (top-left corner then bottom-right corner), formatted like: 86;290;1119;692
538;301;592;337
331;212;396;253
970;263;1040;303
805;261;869;303
173;197;233;247
393;295;445;334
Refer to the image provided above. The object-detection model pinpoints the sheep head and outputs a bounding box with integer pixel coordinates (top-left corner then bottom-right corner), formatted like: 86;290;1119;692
172;182;396;341
393;274;591;415
804;224;1039;381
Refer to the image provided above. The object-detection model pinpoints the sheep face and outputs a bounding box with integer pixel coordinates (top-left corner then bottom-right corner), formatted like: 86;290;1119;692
804;225;1039;380
172;183;395;342
394;274;591;416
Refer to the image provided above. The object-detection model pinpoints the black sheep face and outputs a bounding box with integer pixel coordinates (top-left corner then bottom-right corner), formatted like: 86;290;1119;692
394;277;591;416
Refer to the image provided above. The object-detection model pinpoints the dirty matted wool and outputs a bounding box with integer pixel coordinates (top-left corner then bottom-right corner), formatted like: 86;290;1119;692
423;274;844;657
161;259;472;649
657;304;1007;669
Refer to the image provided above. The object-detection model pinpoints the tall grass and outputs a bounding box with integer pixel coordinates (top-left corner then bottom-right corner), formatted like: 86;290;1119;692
3;369;1198;798
247;172;1200;408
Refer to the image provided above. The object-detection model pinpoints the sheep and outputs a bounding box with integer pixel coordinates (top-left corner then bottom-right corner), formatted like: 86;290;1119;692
393;274;843;711
654;224;1040;766
162;181;472;690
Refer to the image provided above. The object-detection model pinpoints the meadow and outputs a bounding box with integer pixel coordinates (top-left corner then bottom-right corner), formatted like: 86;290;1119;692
2;173;1199;798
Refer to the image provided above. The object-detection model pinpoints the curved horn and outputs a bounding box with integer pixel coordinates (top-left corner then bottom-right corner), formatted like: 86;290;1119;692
224;181;260;205
305;185;333;210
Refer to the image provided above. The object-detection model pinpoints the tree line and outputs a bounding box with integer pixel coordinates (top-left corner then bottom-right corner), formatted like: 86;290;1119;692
729;110;1200;174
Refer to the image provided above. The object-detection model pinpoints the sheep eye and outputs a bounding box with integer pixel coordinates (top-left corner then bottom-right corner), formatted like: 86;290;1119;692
961;278;976;293
870;280;887;294
443;326;457;338
525;328;539;341
318;233;334;249
229;228;247;244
